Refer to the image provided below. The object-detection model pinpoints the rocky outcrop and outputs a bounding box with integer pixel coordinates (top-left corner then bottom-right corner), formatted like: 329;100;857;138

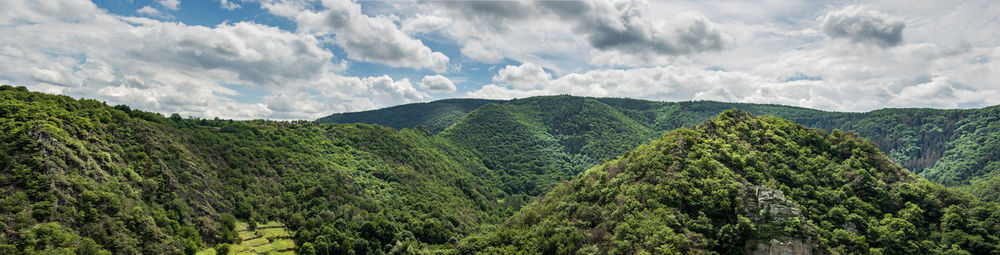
745;184;802;223
750;238;813;255
744;184;817;255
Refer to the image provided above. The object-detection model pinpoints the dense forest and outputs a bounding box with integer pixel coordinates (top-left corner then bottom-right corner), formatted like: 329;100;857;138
459;110;1000;254
3;86;999;254
320;95;1000;202
0;86;515;254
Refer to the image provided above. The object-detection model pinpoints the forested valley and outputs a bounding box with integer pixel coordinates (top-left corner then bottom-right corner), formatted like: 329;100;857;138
3;85;1000;254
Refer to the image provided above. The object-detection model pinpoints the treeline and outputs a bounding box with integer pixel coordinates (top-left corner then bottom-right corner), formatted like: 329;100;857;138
0;86;515;254
320;95;1000;202
460;110;1000;254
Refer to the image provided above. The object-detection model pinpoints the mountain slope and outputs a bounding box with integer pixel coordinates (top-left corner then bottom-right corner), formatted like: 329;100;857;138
319;96;999;201
316;98;501;133
459;110;1000;254
0;86;510;254
441;97;656;197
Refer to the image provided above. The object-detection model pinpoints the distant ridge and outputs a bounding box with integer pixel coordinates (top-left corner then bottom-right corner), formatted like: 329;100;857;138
317;96;1000;199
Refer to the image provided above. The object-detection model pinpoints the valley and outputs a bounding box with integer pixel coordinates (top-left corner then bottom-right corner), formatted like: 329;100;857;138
2;86;999;254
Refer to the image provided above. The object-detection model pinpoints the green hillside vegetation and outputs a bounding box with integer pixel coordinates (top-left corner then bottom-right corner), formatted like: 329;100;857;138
0;86;513;254
320;95;1000;201
921;106;1000;201
459;110;1000;254
441;97;657;197
317;99;501;133
3;85;999;255
197;221;295;255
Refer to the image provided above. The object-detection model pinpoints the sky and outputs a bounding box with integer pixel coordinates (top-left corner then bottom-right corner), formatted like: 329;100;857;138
1;0;998;120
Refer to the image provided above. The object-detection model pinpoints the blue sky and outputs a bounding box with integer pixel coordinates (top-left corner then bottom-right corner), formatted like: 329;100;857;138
1;0;999;119
94;0;513;98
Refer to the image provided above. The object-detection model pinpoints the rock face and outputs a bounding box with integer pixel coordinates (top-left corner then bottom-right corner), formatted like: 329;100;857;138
744;185;816;255
750;238;813;255
746;185;802;223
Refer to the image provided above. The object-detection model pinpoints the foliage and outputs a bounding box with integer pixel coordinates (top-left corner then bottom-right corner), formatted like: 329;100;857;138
321;95;1000;201
459;110;1000;254
316;98;501;133
3;85;1000;255
0;86;511;254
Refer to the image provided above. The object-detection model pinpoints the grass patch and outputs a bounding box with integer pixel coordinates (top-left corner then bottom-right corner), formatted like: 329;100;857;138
198;220;296;255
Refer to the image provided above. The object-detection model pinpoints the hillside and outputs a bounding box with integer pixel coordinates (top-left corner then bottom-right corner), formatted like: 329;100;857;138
316;99;502;133
3;87;998;255
0;86;512;254
440;97;656;197
319;96;1000;201
459;110;1000;254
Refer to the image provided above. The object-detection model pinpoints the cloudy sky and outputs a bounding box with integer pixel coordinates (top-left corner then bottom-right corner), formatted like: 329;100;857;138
2;0;998;119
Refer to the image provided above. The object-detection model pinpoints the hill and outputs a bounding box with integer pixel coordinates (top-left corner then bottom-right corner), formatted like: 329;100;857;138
458;110;1000;254
3;86;998;254
318;96;1000;201
0;86;512;254
316;98;501;133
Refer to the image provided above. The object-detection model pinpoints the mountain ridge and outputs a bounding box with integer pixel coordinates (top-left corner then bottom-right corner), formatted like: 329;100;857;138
458;110;1000;254
318;95;1000;201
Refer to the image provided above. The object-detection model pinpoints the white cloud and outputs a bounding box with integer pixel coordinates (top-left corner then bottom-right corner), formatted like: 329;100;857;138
6;0;1000;120
136;6;162;17
421;0;730;71
158;0;180;11
821;6;905;48
262;0;450;72
0;0;434;120
889;76;1000;108
220;0;241;10
469;52;1000;112
402;14;451;35
419;75;457;93
492;63;552;90
466;84;549;100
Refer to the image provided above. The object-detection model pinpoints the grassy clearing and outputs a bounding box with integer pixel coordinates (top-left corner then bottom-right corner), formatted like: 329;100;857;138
199;221;296;255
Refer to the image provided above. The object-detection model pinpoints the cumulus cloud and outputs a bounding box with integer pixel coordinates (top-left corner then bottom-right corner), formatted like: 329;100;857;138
493;63;552;90
220;0;241;10
888;76;1000;108
425;0;729;68
466;84;549;100
419;75;457;93
470;50;1000;112
821;6;905;48
262;0;450;72
136;6;162;17
0;0;431;120
158;0;180;10
551;2;728;56
401;14;451;35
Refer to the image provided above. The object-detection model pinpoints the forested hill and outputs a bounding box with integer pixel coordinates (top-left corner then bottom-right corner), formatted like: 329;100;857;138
0;86;519;254
459;110;1000;254
318;95;1000;201
3;86;998;254
316;99;503;133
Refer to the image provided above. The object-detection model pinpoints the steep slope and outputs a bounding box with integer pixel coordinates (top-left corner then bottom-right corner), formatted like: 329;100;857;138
316;98;501;133
0;86;508;254
441;103;579;198
459;111;1000;254
921;106;1000;200
320;96;998;201
441;97;656;197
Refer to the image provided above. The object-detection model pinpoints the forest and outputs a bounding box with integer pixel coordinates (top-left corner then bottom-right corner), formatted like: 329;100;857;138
2;85;999;254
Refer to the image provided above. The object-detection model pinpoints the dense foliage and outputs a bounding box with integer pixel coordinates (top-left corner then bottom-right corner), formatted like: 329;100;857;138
440;97;654;197
321;95;1000;201
0;86;512;254
459;110;1000;254
316;99;502;133
3;86;999;255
